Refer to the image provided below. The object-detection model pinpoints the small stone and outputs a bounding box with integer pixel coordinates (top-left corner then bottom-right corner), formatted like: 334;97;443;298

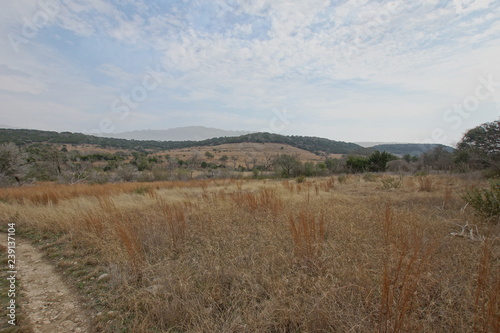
107;311;118;318
145;284;162;296
97;273;110;281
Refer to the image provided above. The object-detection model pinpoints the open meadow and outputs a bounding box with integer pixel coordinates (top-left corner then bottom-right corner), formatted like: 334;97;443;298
0;174;499;332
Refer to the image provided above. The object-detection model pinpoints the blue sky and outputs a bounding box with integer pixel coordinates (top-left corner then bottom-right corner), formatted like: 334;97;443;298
1;0;499;145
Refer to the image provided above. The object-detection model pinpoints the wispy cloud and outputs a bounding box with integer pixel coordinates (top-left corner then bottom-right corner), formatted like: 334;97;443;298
1;0;499;144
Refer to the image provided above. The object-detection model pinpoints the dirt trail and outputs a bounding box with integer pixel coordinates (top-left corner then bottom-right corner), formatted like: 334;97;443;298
1;233;90;333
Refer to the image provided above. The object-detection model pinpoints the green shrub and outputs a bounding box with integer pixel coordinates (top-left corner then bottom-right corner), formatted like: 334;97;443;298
462;180;500;220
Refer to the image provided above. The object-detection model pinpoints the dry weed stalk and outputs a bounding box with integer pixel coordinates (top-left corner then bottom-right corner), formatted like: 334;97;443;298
231;188;283;214
443;185;453;209
473;238;500;333
282;180;293;193
322;177;335;192
156;198;187;251
379;204;435;333
289;210;325;262
417;176;434;192
3;175;497;332
112;214;145;280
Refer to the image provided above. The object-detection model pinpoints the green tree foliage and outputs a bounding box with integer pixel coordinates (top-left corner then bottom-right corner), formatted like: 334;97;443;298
346;155;370;173
462;180;500;221
368;151;398;172
403;154;418;163
25;144;65;180
0;129;362;155
131;152;154;171
346;151;398;173
273;154;300;178
456;119;499;175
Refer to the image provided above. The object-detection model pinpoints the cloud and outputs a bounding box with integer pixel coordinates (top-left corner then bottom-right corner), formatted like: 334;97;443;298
0;0;499;144
0;75;47;94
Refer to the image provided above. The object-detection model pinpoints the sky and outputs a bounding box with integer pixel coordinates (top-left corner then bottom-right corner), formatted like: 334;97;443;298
0;0;499;146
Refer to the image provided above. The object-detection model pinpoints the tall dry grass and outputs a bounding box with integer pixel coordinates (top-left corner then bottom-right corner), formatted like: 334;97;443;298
0;175;499;332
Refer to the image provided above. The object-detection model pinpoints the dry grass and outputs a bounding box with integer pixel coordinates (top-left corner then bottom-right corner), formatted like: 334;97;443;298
0;175;499;332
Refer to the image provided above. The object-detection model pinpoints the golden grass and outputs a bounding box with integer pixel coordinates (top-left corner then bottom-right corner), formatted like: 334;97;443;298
0;175;499;332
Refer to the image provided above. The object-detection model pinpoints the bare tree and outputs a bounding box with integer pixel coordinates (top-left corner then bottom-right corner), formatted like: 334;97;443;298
0;142;28;185
245;153;258;170
60;160;92;184
187;151;201;169
231;155;238;169
263;152;274;171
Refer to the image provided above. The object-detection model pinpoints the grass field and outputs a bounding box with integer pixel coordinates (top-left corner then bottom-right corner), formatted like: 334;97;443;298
0;174;499;332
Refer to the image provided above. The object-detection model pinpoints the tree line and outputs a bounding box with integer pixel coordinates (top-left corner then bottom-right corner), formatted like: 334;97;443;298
0;119;498;186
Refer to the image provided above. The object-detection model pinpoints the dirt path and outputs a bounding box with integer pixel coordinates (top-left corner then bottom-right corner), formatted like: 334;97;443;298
1;233;90;333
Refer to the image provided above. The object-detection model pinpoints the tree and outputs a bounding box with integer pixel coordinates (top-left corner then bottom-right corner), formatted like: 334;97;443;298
0;143;28;185
204;151;214;159
25;144;65;179
456;119;499;174
403;154;418;163
324;157;344;173
131;152;152;171
420;146;454;171
368;151;398;172
230;155;238;169
219;155;229;166
346;155;370;173
273;153;300;177
187;151;201;169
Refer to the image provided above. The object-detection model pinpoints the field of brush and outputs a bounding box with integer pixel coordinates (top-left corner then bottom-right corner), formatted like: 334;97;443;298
0;174;499;332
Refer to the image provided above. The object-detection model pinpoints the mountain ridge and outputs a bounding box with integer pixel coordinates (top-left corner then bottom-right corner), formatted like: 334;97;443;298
0;128;454;156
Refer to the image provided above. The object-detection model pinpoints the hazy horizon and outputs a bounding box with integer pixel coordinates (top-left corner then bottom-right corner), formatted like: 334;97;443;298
1;0;499;146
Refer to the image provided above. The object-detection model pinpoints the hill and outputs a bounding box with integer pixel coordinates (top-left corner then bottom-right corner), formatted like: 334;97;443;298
101;126;251;141
0;128;454;156
371;143;455;156
0;129;361;155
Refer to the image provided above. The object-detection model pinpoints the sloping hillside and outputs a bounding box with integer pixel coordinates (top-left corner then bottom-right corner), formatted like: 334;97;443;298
371;143;455;156
0;128;454;156
0;129;361;154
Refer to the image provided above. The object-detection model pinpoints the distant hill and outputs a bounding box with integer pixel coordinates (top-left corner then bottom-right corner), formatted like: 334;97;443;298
0;129;361;154
101;126;251;141
370;143;455;156
0;128;455;157
354;142;397;148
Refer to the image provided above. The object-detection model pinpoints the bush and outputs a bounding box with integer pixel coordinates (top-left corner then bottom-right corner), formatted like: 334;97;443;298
346;156;369;173
417;176;434;192
462;180;500;221
363;173;377;182
337;174;348;183
380;175;403;189
296;175;306;183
